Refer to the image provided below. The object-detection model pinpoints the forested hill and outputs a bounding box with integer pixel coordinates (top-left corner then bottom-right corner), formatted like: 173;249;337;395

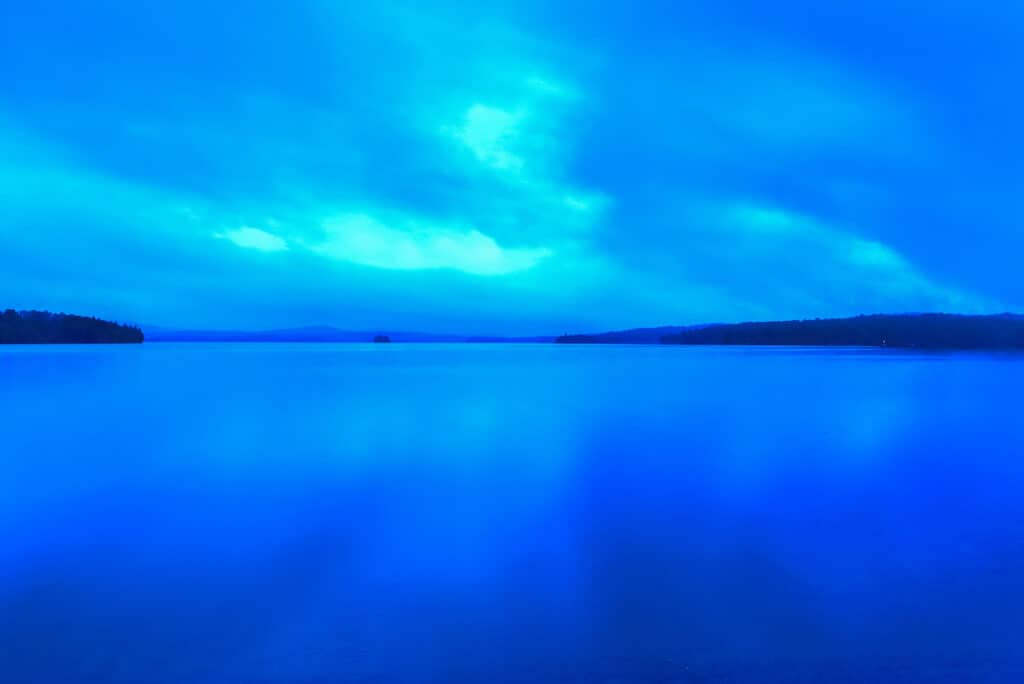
1;310;144;344
659;314;1024;350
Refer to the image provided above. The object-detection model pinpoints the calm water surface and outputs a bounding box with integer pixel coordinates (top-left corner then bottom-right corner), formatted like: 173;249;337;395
2;343;1023;682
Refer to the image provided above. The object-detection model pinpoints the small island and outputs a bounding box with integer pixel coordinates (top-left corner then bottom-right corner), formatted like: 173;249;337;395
373;334;391;343
1;309;144;344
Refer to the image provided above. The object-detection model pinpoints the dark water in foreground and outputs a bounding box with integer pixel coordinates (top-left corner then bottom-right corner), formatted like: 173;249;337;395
2;343;1023;683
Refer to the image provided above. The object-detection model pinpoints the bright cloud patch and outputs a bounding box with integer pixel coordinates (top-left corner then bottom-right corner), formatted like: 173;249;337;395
437;82;610;250
447;104;525;172
312;213;550;276
216;227;289;252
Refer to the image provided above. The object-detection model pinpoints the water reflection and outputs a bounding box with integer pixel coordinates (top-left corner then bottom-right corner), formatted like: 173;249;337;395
2;344;1023;682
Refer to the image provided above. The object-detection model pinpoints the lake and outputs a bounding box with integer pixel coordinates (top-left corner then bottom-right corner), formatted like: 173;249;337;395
2;343;1023;682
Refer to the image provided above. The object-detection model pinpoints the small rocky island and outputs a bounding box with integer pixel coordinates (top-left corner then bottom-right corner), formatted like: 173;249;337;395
373;334;391;343
1;309;144;344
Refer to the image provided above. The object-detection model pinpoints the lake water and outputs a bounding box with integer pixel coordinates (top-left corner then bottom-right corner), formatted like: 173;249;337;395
2;343;1023;682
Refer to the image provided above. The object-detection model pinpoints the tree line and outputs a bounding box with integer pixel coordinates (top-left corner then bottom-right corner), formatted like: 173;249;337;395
1;309;144;344
659;314;1024;350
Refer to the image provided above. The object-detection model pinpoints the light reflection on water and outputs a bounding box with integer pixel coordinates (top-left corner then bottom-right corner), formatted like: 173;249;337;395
2;343;1023;682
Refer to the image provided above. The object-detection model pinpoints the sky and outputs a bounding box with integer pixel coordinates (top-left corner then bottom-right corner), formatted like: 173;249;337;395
1;1;1022;334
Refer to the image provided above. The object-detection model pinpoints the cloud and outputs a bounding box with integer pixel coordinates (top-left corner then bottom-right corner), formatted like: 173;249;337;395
310;212;550;276
713;202;992;315
215;227;289;252
446;104;525;173
433;78;611;250
1;2;1021;332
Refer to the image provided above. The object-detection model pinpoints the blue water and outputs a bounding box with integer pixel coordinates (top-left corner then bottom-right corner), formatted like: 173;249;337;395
2;343;1023;683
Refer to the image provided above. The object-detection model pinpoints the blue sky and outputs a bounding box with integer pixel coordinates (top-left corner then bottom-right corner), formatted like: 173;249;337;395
1;1;1021;334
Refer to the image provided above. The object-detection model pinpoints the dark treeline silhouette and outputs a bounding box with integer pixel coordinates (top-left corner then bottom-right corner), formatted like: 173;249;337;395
1;310;144;344
554;325;693;344
656;314;1024;350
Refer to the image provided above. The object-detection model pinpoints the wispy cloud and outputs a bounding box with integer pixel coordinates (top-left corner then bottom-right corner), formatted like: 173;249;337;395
446;104;525;173
435;73;611;251
215;227;289;252
311;213;550;276
714;202;993;314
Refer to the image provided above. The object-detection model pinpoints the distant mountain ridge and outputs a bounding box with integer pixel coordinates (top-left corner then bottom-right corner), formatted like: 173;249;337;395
145;325;552;343
554;325;701;344
1;310;143;344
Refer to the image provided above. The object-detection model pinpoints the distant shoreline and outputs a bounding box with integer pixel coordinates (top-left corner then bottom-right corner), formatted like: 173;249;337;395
1;310;143;344
7;309;1024;351
558;313;1024;351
